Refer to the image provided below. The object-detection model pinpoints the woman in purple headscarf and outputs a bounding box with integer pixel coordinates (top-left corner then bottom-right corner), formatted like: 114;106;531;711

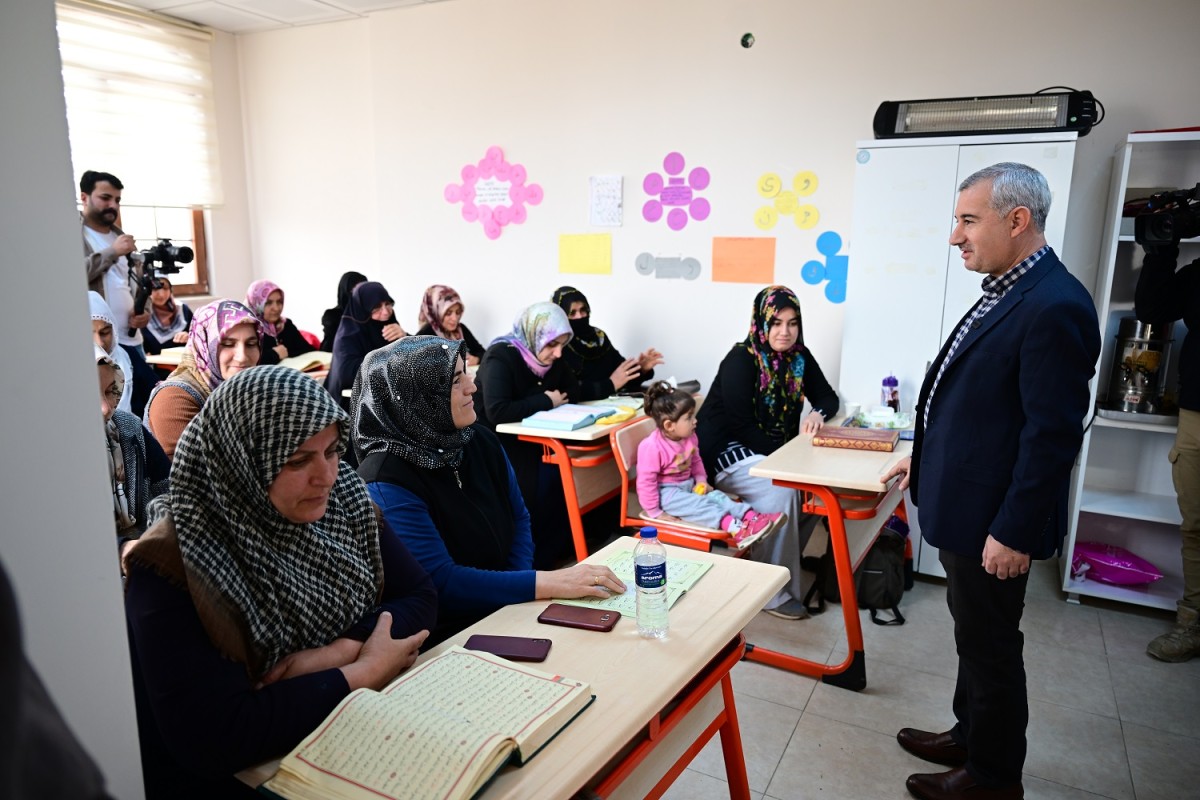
246;279;315;365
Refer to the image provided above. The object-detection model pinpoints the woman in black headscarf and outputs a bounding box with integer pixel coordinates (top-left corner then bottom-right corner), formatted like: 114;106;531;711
319;271;368;352
325;281;405;410
124;366;435;797
354;336;623;643
551;286;664;400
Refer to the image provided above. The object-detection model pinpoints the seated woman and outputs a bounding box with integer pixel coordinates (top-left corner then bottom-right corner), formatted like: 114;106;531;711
551;286;664;400
141;277;193;354
246;279;316;366
89;291;134;414
96;345;170;565
325;281;405;410
320;271;367;352
354;336;623;642
414;284;485;365
696;286;839;621
144;299;262;459
125;366;436;798
475;302;580;568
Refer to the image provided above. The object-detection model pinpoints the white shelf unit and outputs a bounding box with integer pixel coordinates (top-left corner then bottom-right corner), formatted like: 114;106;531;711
1062;130;1200;610
839;132;1079;578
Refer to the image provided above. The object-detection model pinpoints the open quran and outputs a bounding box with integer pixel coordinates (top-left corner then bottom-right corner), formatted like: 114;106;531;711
262;646;593;800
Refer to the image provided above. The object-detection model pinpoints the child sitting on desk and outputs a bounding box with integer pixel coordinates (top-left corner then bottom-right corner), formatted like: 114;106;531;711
637;381;782;547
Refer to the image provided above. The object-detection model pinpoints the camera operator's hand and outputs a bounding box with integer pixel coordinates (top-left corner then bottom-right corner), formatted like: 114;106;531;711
273;344;289;360
173;332;189;345
113;234;137;257
382;323;406;343
127;311;150;329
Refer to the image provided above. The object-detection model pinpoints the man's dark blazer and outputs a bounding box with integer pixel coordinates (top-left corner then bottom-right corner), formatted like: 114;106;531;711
910;249;1100;560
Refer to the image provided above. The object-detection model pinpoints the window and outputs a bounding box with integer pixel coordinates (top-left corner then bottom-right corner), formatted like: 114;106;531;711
118;207;209;295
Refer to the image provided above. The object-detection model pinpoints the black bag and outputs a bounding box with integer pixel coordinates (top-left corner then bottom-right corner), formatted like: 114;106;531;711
802;523;907;626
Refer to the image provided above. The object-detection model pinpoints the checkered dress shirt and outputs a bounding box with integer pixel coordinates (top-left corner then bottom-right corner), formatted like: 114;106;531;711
922;245;1050;429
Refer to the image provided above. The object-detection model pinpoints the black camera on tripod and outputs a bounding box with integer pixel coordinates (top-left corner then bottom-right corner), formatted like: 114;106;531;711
1134;184;1200;246
129;238;194;336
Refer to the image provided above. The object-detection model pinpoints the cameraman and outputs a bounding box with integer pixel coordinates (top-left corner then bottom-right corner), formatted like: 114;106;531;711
80;170;156;416
1136;241;1200;662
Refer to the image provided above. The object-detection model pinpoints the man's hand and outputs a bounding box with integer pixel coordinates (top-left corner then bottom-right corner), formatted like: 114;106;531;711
982;534;1030;580
113;234;137;257
882;456;911;492
127;311;150;329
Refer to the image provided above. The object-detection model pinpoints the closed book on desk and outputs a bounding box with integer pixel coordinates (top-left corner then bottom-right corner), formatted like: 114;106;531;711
522;404;616;431
278;351;332;373
812;426;900;452
262;646;593;800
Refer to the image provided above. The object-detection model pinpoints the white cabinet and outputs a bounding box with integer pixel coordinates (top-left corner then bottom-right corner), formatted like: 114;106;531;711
1062;131;1200;610
840;132;1079;576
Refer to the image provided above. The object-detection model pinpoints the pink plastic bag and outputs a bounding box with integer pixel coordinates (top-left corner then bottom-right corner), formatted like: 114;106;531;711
1071;541;1163;585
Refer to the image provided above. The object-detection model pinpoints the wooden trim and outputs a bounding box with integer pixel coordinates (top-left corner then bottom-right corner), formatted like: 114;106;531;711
173;209;209;296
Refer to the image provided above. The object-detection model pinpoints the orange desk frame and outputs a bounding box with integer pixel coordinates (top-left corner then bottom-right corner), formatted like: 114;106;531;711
743;481;903;692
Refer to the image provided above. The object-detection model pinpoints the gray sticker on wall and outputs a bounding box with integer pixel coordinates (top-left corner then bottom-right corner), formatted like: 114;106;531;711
635;252;702;280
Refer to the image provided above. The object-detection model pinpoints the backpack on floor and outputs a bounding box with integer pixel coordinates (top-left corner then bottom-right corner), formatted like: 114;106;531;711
802;520;907;626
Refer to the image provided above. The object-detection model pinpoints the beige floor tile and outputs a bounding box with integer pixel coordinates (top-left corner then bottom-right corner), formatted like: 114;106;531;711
1024;700;1134;800
1122;722;1200;800
1024;641;1118;718
1108;656;1200;739
1026;557;1070;603
764;713;922;799
686;691;801;794
1022;593;1107;656
1097;603;1193;666
742;606;842;666
730;656;818;711
661;767;764;800
829;610;959;682
1021;775;1123;799
804;656;956;738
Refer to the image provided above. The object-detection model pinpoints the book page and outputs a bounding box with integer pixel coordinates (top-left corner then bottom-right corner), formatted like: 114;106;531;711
556;550;710;613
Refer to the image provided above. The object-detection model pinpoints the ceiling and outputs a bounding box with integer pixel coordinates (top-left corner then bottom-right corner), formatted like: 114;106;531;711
117;0;453;34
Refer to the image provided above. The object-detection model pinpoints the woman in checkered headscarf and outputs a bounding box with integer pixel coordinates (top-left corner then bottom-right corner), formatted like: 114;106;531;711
124;365;436;789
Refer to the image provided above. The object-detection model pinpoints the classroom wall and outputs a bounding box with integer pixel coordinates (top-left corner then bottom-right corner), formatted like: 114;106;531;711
0;1;144;796
233;0;1200;391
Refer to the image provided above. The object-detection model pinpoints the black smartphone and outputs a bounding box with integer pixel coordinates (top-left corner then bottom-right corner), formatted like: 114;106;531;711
537;603;621;632
463;634;552;662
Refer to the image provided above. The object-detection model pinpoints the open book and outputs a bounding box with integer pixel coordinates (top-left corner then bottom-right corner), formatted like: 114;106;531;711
556;549;712;616
278;350;332;373
521;403;618;431
262;646;593;800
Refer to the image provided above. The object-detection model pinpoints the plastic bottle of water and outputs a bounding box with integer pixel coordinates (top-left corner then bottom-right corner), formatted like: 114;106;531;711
635;526;669;639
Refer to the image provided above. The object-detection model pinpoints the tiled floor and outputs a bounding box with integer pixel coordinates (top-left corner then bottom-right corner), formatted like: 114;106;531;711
660;558;1200;800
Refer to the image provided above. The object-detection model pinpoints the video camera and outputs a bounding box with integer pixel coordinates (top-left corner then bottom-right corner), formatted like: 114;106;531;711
1134;184;1200;246
129;238;194;336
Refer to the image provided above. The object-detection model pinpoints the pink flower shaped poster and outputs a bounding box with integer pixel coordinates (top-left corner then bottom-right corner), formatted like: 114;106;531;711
444;146;544;240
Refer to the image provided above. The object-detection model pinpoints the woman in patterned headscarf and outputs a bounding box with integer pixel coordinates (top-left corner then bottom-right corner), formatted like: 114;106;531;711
125;365;436;793
246;279;315;365
551;286;663;400
354;336;623;642
144;299;263;459
89;290;135;414
696;286;839;621
414;284;486;365
475;302;581;567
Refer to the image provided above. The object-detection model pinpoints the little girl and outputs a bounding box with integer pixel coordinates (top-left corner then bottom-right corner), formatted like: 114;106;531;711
637;381;782;547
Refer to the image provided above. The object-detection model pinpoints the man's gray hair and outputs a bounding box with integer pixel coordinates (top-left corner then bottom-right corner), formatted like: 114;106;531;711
959;162;1051;232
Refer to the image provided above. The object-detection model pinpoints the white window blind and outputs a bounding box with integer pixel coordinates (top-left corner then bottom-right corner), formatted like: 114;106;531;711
57;0;223;207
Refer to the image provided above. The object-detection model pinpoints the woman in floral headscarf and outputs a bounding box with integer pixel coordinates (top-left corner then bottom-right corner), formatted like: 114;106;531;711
414;284;485;365
696;286;839;620
144;299;263;459
475;302;580;567
246;279;315;365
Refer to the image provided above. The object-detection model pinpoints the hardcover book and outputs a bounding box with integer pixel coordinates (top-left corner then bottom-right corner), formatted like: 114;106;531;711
811;426;901;452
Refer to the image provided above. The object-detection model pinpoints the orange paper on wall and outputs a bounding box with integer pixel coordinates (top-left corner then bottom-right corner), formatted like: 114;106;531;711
711;237;776;283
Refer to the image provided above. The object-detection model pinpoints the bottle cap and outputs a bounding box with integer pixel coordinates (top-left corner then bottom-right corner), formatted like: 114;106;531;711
639;526;658;539
882;374;898;387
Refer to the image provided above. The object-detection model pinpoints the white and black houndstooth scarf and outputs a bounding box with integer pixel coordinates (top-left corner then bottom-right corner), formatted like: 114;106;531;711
169;365;383;677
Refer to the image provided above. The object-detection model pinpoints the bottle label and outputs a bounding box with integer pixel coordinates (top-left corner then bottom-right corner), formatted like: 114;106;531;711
635;562;667;588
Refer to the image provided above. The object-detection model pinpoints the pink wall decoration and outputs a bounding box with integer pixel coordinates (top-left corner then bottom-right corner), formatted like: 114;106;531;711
444;146;543;240
642;151;710;231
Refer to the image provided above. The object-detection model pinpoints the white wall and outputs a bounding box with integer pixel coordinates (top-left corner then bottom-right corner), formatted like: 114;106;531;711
0;2;143;797
233;0;1200;389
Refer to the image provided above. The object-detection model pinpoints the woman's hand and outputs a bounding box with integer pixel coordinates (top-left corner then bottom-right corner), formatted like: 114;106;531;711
340;613;429;691
609;357;640;391
535;563;626;600
466;354;481;367
382;323;406;342
656;512;684;523
273;344;289;360
258;636;363;688
545;389;567;407
638;348;665;373
801;411;824;435
172;332;189;344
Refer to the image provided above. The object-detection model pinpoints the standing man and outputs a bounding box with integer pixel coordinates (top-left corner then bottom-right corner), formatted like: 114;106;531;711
883;163;1099;800
1135;240;1200;662
80;170;156;416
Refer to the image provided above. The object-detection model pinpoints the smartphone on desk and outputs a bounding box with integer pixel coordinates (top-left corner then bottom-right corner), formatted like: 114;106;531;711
537;603;621;632
463;634;552;662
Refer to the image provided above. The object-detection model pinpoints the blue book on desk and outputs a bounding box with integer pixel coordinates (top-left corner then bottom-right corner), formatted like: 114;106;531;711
522;404;617;431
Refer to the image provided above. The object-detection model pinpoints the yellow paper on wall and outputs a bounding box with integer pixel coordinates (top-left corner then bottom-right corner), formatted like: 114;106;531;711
559;233;612;274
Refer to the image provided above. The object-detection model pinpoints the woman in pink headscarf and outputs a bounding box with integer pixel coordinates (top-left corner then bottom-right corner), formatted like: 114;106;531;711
246;279;315;365
414;284;486;366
